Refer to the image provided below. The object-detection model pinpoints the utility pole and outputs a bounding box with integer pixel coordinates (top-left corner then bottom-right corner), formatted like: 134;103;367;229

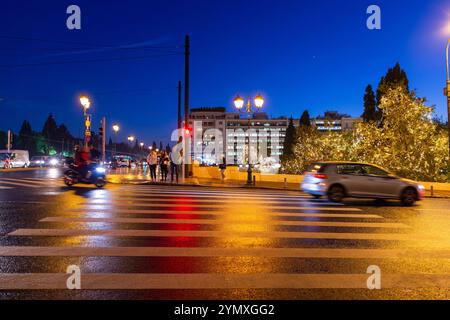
444;40;450;167
178;81;182;131
102;117;106;163
7;130;12;152
184;35;191;178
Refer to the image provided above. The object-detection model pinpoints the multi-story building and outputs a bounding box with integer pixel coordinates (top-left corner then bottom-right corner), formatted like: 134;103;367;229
311;112;362;132
188;107;287;165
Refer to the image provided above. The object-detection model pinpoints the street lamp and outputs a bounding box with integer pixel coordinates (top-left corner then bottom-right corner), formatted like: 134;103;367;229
445;40;450;166
233;93;265;185
112;124;119;157
80;96;91;148
128;136;135;142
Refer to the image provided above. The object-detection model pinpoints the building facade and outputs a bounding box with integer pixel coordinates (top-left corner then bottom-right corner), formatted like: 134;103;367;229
188;107;362;166
188;107;287;166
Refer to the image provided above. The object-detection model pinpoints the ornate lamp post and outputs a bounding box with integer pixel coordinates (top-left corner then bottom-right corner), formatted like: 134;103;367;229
233;94;265;185
80;96;91;148
112;124;119;157
444;40;450;166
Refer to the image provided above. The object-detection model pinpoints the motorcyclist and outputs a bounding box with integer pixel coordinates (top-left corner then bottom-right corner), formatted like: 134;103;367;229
74;145;92;179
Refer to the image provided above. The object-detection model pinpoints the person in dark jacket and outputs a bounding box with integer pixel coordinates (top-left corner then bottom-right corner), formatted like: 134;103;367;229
159;151;169;182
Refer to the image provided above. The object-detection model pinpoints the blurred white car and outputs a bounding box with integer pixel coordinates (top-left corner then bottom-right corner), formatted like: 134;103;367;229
301;162;425;206
0;150;30;168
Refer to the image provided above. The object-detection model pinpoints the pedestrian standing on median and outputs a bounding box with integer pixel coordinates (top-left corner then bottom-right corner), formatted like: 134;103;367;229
147;150;158;182
219;155;227;181
169;151;179;183
159;151;169;182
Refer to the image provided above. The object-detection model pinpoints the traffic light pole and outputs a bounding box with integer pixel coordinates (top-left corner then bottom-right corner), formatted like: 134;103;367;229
102;117;106;163
184;35;191;178
7;130;12;152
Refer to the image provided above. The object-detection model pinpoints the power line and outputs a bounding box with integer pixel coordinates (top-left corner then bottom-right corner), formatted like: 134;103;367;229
0;52;183;69
0;35;181;50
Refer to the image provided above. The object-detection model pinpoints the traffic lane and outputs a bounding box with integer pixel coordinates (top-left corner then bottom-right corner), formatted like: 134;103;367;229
2;287;450;300
0;167;63;179
342;198;450;249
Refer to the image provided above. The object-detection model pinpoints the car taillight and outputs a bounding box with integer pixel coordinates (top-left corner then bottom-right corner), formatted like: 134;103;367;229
314;173;328;179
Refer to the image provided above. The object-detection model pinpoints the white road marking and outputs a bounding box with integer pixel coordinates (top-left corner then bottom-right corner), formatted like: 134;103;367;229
40;216;409;229
66;208;382;219
0;246;440;258
80;203;362;211
0;179;40;188
0;273;449;289
115;189;308;198
8;228;422;241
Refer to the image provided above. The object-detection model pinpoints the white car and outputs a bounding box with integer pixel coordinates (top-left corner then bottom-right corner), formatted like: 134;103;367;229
301;162;425;206
0;150;30;168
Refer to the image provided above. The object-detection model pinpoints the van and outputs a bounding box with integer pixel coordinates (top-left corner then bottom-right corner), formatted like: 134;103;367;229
0;150;30;168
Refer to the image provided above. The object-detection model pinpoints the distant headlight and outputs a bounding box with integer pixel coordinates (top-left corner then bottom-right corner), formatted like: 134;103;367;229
49;159;58;166
418;185;425;190
96;167;106;174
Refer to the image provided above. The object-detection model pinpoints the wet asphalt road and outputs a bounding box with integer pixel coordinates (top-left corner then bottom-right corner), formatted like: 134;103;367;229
1;168;450;300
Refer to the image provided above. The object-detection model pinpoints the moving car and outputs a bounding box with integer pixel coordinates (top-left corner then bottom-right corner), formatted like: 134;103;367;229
30;156;62;167
301;161;425;206
0;150;30;168
30;156;48;167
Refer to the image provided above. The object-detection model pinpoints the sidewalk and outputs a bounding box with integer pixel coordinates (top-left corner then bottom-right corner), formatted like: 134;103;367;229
106;171;450;198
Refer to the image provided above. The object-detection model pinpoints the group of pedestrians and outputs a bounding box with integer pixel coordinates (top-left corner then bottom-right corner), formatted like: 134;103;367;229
146;149;180;183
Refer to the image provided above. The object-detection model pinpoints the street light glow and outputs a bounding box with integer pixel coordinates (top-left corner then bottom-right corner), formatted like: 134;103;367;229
80;96;90;107
112;124;120;133
128;136;135;142
233;95;244;110
254;94;264;109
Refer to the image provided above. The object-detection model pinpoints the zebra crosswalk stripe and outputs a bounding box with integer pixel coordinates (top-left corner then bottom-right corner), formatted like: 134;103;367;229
1;273;449;290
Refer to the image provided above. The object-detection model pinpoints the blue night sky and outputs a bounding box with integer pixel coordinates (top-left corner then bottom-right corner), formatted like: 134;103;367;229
1;0;450;145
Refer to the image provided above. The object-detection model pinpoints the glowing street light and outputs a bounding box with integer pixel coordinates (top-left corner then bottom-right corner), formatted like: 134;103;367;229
80;95;91;148
112;124;120;157
128;136;135;142
233;93;265;186
233;95;245;110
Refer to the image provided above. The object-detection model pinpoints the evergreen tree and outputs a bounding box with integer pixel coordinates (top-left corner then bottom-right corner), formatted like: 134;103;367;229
299;110;311;126
281;116;296;164
42;114;58;140
362;84;377;122
108;137;113;146
0;131;6;149
376;62;409;107
17;120;35;154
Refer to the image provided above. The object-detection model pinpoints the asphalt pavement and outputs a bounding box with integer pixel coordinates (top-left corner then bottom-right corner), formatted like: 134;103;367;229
1;168;450;299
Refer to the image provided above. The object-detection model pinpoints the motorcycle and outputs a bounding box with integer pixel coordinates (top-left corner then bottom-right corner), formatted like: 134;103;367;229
64;163;107;188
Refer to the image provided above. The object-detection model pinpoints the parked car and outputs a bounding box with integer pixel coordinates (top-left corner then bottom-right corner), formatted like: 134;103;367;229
301;162;425;206
0;150;30;168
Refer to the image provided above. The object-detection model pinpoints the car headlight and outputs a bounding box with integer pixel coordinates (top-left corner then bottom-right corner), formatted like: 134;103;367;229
418;185;425;190
96;167;106;174
49;159;58;165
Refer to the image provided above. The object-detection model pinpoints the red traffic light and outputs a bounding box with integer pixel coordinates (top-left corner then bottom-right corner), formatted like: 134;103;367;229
184;128;191;136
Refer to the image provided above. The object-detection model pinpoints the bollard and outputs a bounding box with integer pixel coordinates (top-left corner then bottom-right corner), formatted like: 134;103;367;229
284;177;287;189
431;185;434;197
253;175;256;186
